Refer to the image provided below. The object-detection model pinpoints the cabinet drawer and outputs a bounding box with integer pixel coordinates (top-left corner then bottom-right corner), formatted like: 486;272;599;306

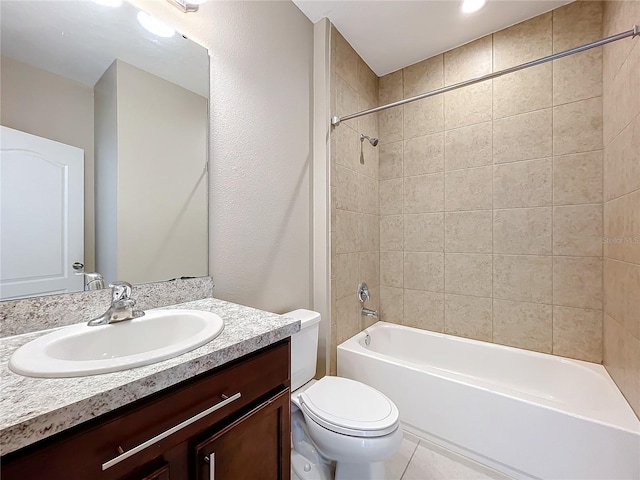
2;340;290;480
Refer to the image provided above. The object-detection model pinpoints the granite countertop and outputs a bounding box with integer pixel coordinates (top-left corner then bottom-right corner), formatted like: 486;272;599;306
0;298;300;455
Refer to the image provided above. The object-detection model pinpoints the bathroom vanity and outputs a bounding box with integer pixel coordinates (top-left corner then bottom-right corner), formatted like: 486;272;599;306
0;297;299;480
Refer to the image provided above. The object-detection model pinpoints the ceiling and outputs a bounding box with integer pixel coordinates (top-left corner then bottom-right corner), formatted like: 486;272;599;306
293;0;572;76
1;0;209;97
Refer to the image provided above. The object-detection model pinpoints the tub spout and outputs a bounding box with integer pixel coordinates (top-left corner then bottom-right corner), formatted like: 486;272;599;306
361;307;378;318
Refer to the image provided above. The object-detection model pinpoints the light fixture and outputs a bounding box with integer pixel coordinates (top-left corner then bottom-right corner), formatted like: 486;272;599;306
93;0;123;7
167;0;207;13
137;11;175;38
461;0;486;14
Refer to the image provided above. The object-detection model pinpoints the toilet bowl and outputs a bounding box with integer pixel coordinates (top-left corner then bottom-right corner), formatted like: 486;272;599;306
286;309;402;480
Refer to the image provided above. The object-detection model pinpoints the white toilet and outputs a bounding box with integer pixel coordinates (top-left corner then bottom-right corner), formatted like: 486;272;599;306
286;309;402;480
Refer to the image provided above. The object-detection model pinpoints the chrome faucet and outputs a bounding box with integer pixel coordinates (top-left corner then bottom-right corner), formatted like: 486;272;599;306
87;281;145;326
73;262;106;291
361;307;378;318
357;282;378;319
82;272;106;291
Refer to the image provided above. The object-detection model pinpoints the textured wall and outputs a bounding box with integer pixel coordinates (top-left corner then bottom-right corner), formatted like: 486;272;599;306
130;1;314;314
377;2;605;362
602;1;640;417
330;28;379;375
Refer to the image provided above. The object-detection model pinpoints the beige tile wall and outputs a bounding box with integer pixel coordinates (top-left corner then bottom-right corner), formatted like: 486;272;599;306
378;1;605;362
330;28;380;374
602;1;640;417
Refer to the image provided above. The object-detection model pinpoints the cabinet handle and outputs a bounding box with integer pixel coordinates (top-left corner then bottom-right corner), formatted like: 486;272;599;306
102;392;241;471
206;452;215;479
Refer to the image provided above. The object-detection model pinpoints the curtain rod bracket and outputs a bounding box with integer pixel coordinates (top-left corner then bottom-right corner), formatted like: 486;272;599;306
634;25;639;37
331;116;341;126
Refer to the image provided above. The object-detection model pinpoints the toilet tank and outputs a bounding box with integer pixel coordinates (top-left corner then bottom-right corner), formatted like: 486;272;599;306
285;309;321;391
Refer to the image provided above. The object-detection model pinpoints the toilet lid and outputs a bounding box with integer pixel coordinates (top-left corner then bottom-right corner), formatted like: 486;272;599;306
299;376;399;438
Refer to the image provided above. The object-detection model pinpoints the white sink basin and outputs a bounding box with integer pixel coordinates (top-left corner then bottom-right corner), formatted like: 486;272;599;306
9;309;224;378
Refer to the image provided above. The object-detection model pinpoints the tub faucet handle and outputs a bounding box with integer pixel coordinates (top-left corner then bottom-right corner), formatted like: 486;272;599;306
357;282;370;304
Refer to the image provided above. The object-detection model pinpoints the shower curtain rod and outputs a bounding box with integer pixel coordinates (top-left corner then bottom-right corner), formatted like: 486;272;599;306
331;25;639;127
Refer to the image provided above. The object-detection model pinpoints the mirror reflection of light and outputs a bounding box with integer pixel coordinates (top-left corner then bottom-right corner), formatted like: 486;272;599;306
93;0;123;7
137;11;175;38
461;0;486;13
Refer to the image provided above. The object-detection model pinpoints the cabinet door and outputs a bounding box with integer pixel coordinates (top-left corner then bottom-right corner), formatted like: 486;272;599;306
195;389;290;480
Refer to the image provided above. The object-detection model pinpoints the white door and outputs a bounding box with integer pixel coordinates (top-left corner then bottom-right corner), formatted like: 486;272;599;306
0;126;84;300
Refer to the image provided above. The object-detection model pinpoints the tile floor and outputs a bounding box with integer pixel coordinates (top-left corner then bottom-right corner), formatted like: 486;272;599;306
384;431;512;480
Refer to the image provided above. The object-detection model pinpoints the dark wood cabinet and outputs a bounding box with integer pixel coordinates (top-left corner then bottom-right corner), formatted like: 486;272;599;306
140;464;171;480
1;340;291;480
123;461;171;480
195;389;290;480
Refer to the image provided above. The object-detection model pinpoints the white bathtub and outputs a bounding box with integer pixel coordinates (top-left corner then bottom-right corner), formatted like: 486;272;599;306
337;322;640;480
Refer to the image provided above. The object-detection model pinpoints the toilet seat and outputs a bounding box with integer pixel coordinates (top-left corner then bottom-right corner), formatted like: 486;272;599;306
299;376;399;438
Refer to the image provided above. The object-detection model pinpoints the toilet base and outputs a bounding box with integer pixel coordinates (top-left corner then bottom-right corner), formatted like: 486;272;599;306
335;460;385;480
291;449;332;480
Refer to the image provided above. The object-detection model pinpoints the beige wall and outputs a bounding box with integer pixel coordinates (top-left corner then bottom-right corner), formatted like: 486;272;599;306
93;60;208;285
602;1;640;417
330;28;379;375
1;56;96;272
116;61;208;284
130;0;314;314
376;2;605;362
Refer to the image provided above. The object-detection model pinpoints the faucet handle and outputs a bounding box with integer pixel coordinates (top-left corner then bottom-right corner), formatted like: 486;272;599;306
109;281;133;301
357;282;371;304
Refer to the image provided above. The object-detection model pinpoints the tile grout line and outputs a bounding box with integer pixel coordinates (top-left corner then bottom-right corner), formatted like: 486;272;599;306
606;309;640;342
398;284;603;312
400;67;405;324
605;34;639;98
442;51;447;332
604;186;640;204
392;94;603;146
603;109;640;151
604;257;640;268
600;37;606;361
378;100;383;316
399;438;421;480
381;203;605;215
551;12;556;356
490;32;495;344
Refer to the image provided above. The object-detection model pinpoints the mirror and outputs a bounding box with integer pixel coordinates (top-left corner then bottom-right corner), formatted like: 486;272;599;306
0;0;209;300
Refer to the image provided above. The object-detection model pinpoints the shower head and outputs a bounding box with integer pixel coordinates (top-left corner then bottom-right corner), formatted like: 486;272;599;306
360;133;379;147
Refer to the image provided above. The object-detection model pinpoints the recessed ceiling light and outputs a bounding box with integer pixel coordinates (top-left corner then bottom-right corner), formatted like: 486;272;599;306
93;0;123;6
137;11;175;38
461;0;486;14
